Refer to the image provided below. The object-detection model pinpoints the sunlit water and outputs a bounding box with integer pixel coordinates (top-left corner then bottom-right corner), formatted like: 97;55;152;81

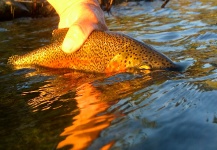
1;0;217;149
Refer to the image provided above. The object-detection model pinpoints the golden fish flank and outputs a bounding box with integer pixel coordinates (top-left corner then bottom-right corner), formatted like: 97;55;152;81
8;28;179;73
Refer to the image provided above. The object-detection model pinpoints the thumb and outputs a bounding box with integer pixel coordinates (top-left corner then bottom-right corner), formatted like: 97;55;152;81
62;24;93;53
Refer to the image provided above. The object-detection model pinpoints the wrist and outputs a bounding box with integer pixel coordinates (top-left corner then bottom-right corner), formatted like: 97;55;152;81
48;0;100;15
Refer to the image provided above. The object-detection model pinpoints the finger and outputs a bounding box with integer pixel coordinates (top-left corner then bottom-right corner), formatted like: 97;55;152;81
62;6;108;53
62;23;92;53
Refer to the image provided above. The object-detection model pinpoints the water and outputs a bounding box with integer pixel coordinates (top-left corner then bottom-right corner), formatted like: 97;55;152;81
0;0;217;149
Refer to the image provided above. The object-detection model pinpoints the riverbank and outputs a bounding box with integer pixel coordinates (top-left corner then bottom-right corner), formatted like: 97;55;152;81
0;0;56;21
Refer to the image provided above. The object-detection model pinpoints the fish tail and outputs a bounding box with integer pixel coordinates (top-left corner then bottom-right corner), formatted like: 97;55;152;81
7;55;20;66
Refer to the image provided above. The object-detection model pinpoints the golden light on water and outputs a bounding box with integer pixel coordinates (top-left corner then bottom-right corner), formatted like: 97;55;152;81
57;82;115;150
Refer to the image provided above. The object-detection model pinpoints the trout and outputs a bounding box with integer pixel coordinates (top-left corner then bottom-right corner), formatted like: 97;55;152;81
8;28;182;73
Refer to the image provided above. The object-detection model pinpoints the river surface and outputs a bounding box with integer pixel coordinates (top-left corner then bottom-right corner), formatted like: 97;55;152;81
0;0;217;149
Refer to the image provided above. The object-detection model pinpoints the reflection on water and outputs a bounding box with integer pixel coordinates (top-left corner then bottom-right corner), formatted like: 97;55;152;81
57;82;114;150
1;0;217;149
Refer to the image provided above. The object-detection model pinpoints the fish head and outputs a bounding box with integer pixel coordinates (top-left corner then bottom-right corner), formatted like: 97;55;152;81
104;40;178;73
105;52;151;73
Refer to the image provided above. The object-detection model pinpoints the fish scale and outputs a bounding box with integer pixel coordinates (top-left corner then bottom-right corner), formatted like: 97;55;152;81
8;28;180;73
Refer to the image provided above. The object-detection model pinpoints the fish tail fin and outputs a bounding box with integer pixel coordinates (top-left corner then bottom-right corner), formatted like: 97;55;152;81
7;55;20;66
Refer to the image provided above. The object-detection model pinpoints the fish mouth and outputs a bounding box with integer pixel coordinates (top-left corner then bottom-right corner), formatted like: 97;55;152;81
138;65;151;70
137;62;189;72
169;61;192;72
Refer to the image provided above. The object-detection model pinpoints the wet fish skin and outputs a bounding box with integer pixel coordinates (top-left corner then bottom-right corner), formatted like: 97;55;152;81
8;28;180;73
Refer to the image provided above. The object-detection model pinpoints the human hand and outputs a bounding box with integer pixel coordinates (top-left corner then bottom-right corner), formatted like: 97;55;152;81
48;0;108;53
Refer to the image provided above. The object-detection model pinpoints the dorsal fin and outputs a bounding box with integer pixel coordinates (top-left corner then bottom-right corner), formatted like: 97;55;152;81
51;28;68;42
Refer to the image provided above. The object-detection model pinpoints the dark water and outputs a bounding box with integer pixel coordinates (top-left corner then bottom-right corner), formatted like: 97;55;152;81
1;0;217;149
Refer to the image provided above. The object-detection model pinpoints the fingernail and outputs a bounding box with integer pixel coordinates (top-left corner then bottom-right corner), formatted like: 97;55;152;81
62;38;74;53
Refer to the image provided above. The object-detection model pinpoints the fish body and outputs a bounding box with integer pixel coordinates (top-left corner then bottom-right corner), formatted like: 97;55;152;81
8;28;181;73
